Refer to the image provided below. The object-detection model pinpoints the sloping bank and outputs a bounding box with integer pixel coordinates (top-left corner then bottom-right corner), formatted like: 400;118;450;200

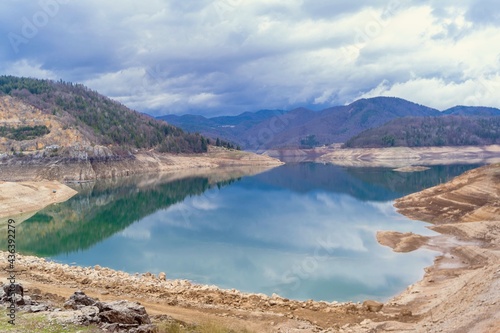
374;163;500;332
0;147;283;182
316;145;500;168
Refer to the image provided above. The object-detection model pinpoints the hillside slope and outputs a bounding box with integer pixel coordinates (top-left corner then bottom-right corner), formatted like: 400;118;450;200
0;76;208;156
344;116;500;148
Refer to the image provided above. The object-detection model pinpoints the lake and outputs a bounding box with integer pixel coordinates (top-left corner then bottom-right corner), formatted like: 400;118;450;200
8;163;479;302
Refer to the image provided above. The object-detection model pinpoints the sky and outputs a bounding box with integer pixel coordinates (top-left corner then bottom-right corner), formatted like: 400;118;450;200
1;0;499;117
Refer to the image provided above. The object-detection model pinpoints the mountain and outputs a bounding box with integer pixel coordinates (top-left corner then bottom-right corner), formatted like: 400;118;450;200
442;106;500;116
158;109;288;147
158;97;440;150
344;116;500;148
0;76;208;156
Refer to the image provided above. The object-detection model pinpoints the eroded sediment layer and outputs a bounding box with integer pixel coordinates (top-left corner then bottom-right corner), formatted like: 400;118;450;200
0;180;77;220
317;145;500;168
0;146;283;182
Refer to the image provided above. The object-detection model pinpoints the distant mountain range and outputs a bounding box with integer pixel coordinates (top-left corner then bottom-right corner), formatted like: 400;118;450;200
158;97;500;150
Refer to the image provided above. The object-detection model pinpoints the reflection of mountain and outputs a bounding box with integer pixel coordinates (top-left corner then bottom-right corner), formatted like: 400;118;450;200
251;163;480;201
8;176;239;256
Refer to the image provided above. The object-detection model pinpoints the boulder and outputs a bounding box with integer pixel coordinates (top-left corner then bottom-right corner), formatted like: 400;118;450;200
64;290;98;309
2;283;24;299
29;304;49;313
99;300;151;326
362;300;384;312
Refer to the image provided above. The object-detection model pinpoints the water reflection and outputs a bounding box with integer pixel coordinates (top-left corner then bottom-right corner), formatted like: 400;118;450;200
5;163;480;301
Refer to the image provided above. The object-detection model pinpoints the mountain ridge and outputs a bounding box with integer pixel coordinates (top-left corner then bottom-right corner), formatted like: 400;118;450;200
158;97;445;149
158;97;500;150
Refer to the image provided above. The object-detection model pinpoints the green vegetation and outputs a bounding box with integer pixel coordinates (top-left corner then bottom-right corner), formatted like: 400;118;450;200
0;311;101;333
344;116;500;148
154;320;253;333
300;134;319;148
0;311;252;333
214;137;240;150
0;76;207;154
0;125;50;141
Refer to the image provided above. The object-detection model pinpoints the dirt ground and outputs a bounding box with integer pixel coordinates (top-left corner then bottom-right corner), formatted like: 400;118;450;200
1;164;500;332
0;180;77;221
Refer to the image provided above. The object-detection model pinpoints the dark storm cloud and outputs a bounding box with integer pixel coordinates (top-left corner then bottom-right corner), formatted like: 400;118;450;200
1;0;499;116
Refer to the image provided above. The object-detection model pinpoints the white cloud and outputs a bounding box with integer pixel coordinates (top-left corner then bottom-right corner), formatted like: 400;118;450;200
3;60;59;80
1;0;499;115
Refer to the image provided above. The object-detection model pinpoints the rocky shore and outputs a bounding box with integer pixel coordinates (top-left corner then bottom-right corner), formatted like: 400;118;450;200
0;146;284;182
0;251;414;332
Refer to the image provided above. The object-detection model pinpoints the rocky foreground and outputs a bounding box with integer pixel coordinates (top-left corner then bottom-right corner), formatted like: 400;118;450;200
1;164;499;332
0;251;418;332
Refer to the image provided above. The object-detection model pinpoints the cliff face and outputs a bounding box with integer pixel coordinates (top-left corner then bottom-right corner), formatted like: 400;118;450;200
0;95;92;154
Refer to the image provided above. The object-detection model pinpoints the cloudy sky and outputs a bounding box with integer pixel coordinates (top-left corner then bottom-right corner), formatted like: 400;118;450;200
1;0;499;116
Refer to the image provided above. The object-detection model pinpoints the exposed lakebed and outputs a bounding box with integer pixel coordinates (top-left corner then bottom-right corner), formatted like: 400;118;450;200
8;163;480;302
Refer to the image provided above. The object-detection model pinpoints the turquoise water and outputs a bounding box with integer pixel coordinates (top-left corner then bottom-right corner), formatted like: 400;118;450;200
11;163;479;302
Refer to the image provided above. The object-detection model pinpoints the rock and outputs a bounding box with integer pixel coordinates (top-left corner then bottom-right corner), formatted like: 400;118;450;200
101;322;120;332
12;294;25;306
22;295;33;306
158;272;166;281
360;319;372;326
64;290;98;309
29;304;49;313
81;277;92;284
78;305;100;324
99;300;151;326
362;300;384;312
400;309;412;317
2;283;24;299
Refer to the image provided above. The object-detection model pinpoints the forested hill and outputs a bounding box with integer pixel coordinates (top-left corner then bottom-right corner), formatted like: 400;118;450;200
344;116;500;148
0;76;208;154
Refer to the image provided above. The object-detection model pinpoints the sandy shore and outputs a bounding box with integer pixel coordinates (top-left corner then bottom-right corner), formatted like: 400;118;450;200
1;164;499;332
0;180;77;221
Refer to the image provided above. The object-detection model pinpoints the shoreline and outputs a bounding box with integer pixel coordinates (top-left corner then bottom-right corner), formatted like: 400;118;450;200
0;180;77;221
265;145;500;167
0;164;498;332
0;146;284;182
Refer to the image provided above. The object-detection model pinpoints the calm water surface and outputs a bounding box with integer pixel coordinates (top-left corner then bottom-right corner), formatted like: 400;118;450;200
10;163;479;302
